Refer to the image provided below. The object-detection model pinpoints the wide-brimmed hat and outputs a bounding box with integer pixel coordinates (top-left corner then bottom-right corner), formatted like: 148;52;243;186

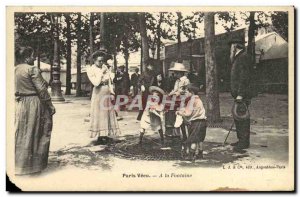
232;100;250;121
118;64;125;68
228;38;246;45
149;86;165;95
168;62;188;72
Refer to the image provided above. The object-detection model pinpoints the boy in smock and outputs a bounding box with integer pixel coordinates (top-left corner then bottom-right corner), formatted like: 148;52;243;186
176;84;207;161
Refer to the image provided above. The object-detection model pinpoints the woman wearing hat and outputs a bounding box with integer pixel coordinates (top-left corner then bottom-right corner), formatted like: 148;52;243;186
166;62;190;139
87;50;120;142
15;46;56;175
139;86;165;145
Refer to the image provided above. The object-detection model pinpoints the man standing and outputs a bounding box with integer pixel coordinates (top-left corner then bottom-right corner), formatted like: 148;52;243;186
114;65;130;111
136;62;156;120
229;39;252;152
130;67;140;97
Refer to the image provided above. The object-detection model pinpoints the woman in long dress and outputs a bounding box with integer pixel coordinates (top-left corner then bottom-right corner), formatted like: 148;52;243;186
87;50;120;142
15;46;56;175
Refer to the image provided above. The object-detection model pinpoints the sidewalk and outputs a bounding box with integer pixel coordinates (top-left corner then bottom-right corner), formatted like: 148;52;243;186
50;92;288;162
14;92;289;186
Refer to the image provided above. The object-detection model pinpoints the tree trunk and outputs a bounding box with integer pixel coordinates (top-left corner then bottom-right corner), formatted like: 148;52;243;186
99;12;105;48
113;52;117;72
157;12;163;73
140;46;143;73
65;14;72;95
89;13;94;64
176;12;182;63
139;12;149;71
49;35;54;85
76;13;82;97
204;12;221;123
124;41;129;72
125;53;129;72
37;36;41;69
247;12;256;64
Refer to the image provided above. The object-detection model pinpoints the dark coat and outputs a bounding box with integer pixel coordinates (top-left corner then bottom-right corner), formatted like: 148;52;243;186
153;79;168;92
138;70;156;91
230;50;252;99
130;72;140;87
114;70;130;95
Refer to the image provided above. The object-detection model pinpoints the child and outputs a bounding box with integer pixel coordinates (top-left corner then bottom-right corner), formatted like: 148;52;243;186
176;84;207;161
139;86;165;145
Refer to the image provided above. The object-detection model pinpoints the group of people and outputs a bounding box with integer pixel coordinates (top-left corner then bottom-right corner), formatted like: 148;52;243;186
137;62;207;161
14;38;252;175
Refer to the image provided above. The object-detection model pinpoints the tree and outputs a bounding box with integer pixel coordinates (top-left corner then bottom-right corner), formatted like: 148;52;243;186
118;13;140;72
99;13;105;47
247;12;256;64
76;13;82;97
65;13;72;95
139;12;150;71
14;13;54;66
156;12;163;62
176;12;183;63
271;11;288;41
89;12;94;64
204;12;221;123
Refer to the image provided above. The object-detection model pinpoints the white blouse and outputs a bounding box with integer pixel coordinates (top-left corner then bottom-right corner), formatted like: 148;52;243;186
86;64;109;87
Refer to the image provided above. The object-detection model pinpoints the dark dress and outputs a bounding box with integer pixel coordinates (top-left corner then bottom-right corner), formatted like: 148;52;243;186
15;64;53;175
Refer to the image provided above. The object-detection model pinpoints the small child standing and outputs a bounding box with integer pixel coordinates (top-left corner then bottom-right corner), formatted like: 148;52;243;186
139;86;165;145
176;84;207;161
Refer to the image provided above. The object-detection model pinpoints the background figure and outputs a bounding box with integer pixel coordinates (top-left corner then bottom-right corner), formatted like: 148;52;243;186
15;46;56;175
167;63;190;139
130;67;140;97
137;62;156;121
113;65;130;111
188;72;202;88
153;73;168;91
87;49;120;143
229;39;252;152
169;73;176;90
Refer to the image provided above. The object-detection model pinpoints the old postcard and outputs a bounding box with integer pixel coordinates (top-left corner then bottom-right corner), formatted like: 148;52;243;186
6;6;294;191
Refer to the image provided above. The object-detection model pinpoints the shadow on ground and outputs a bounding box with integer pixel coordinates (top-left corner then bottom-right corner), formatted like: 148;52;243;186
47;143;114;172
114;135;249;167
47;135;249;172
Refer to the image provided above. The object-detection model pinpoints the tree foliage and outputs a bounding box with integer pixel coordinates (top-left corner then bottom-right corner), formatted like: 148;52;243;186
271;11;288;41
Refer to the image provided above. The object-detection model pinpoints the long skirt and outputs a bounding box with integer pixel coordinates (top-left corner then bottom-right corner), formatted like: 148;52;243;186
89;85;120;137
15;96;53;175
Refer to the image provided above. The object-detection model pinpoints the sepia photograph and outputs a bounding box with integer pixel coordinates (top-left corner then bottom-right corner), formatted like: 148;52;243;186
6;6;294;192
